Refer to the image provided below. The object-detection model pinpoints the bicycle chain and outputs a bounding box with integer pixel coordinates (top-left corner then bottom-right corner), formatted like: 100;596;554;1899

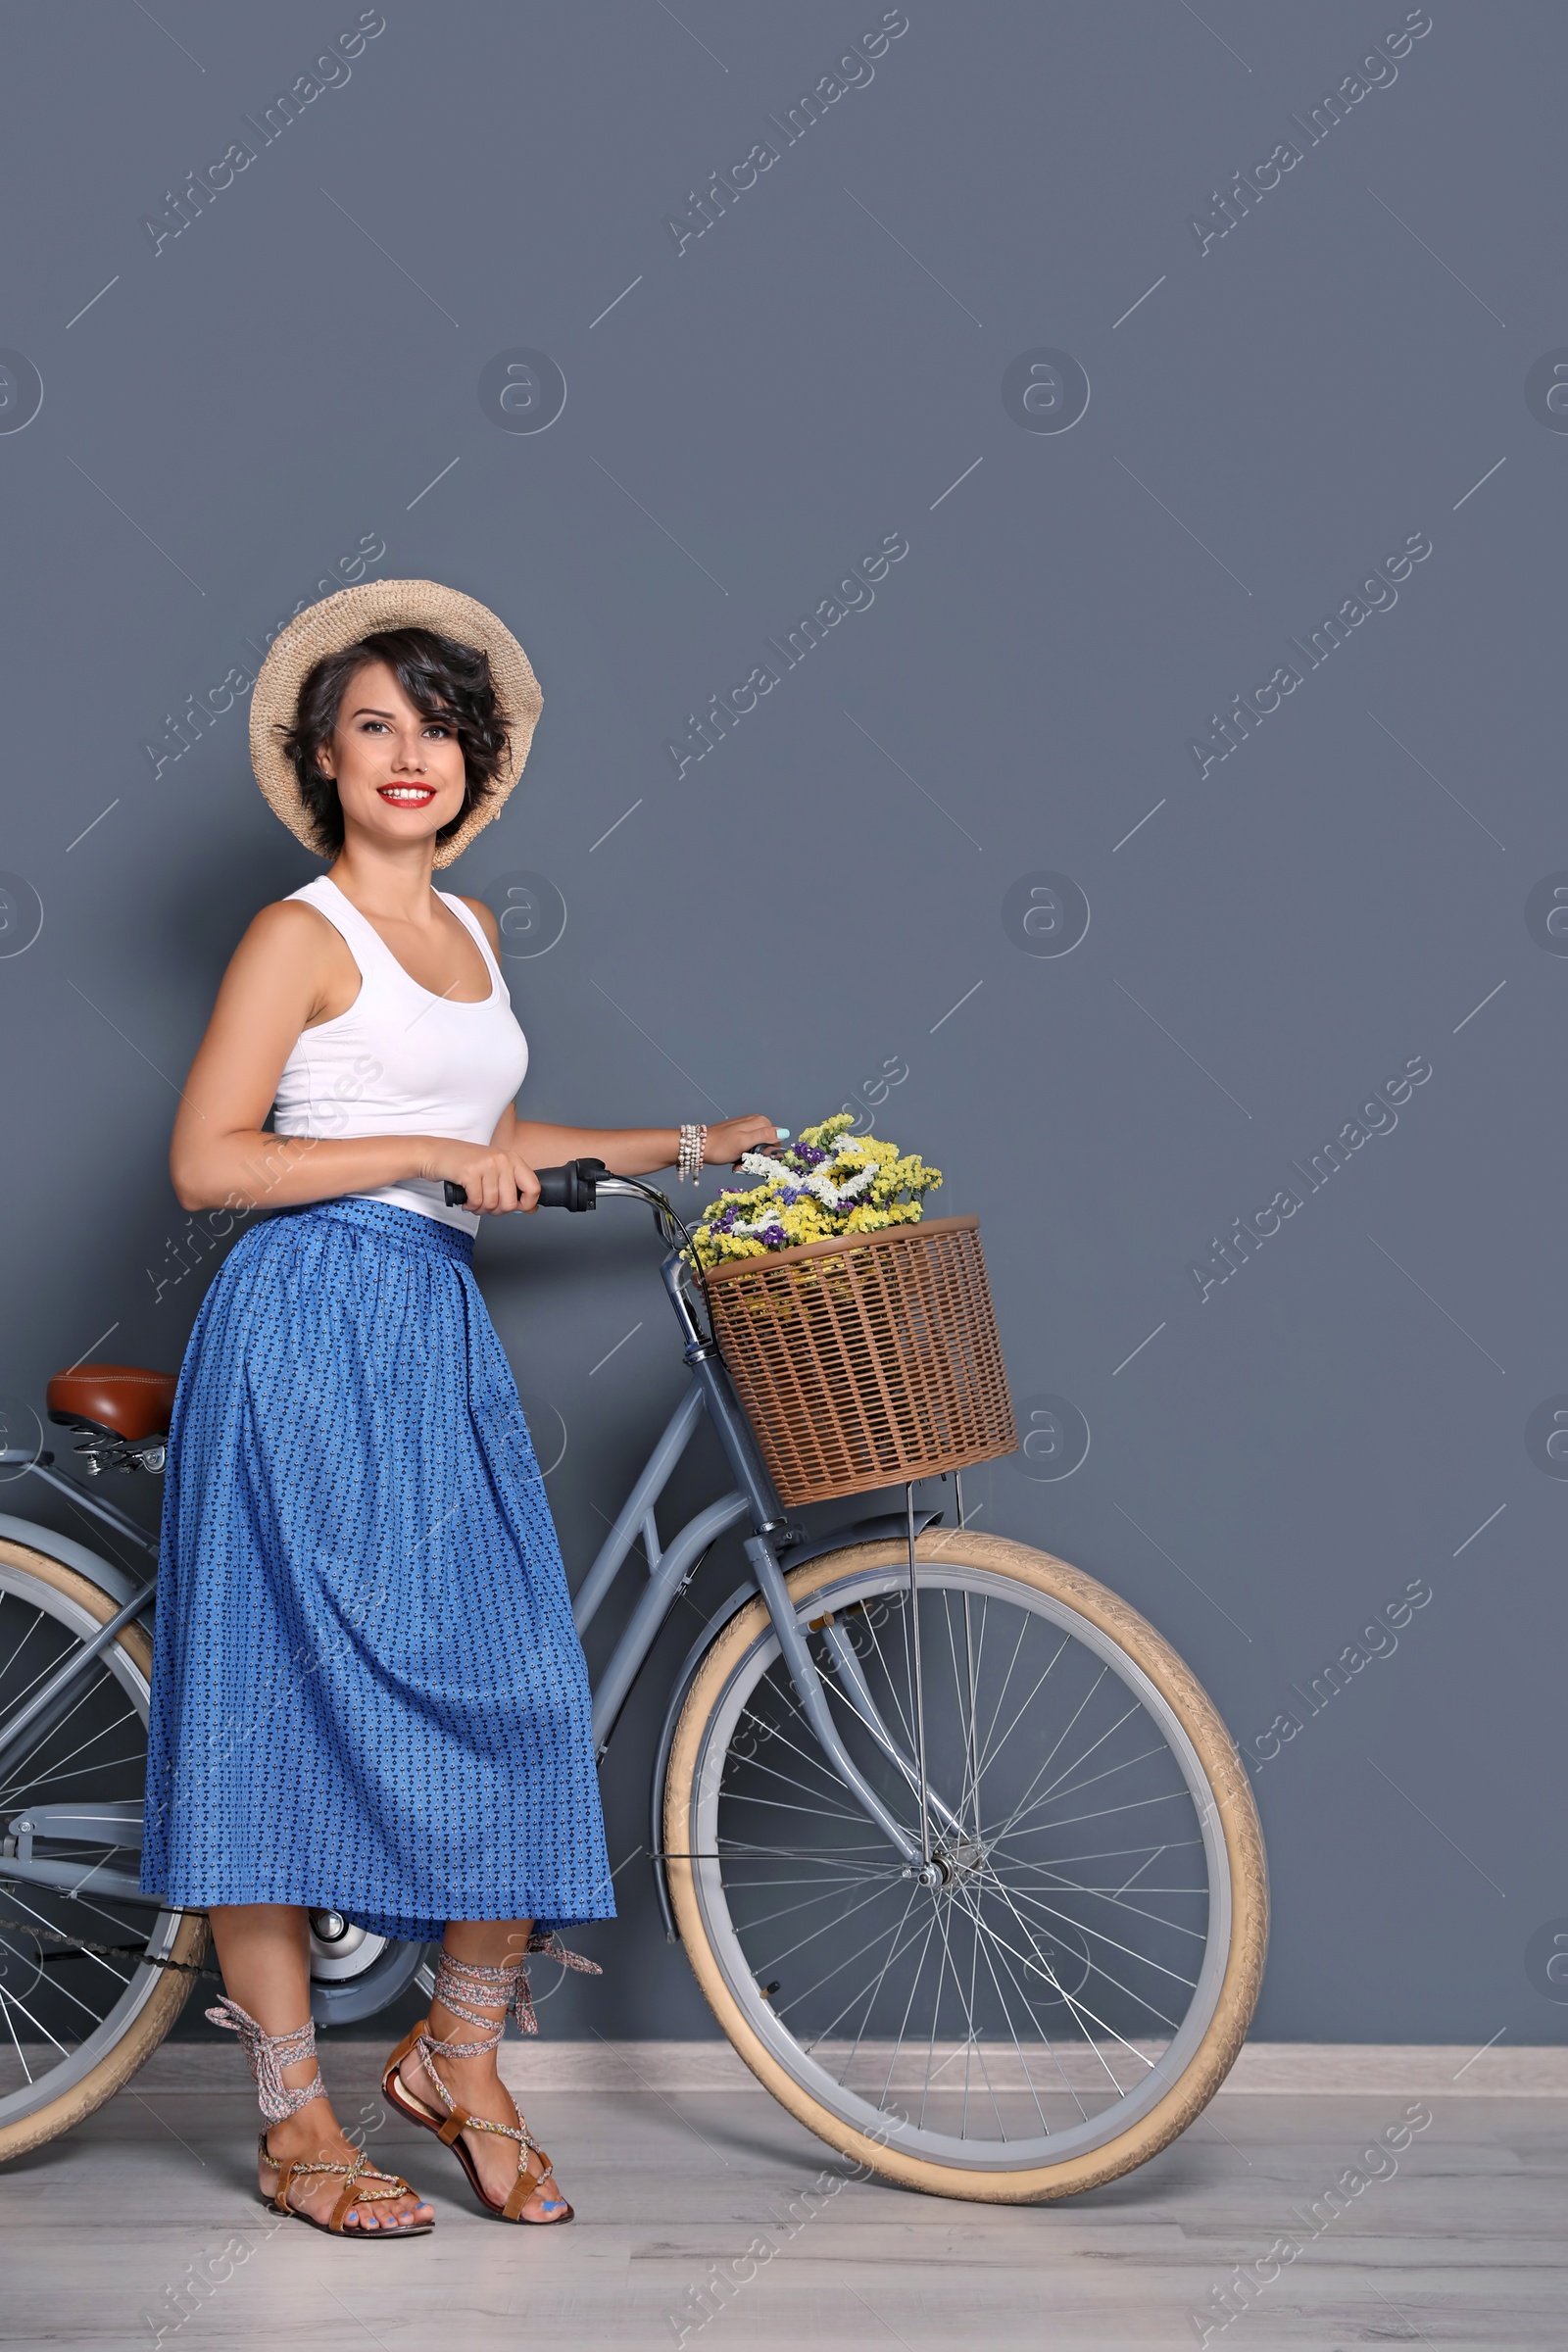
0;1915;218;1982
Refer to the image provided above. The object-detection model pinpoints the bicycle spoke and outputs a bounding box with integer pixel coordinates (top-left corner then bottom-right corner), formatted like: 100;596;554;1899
960;1874;985;2137
773;1887;932;2026
858;1605;919;1760
993;1731;1175;1844
0;1985;36;2082
1002;1878;1198;2004
925;1889;1001;2140
719;1835;903;1853
0;1748;147;1811
0;1970;73;2058
917;1898;959;2130
808;1898;946;2063
720;1865;901;1890
981;1664;1110;1847
731;1878;892;1936
2;1690;139;1799
816;1645;963;1833
813;1880;919;2065
971;1894;1141;2113
21;1878;157;1951
727;1743;870;1816
981;1875;1188;2038
977;1628;1081;1786
879;1907;941;2113
961;1592;984;1838
719;1789;879;1829
734;1696;854;1796
959;1893;1149;2097
995;1786;1196;1838
0;1605;55;1700
1015;1703;1148;1814
1001;1858;1210;1942
973;1608;1038;1781
0;1884;139;1989
938;1591;981;1839
1002;1837;1204;1872
970;1916;1072;2131
0;1928;130;2025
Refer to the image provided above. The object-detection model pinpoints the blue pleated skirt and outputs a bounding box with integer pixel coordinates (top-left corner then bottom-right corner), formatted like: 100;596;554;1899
140;1196;613;1940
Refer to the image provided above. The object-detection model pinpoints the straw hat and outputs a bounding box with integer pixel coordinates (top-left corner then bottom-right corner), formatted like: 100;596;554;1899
248;578;543;868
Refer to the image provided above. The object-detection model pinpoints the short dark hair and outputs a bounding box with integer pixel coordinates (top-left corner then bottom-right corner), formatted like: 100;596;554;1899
279;626;511;857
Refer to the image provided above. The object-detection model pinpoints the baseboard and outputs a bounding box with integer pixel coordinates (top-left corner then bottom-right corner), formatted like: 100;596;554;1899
119;2037;1568;2097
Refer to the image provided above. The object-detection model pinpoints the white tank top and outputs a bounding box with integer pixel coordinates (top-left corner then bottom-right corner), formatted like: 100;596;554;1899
271;875;529;1237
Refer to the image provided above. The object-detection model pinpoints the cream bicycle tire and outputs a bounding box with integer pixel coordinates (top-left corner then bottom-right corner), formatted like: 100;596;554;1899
0;1541;208;2164
664;1528;1267;2203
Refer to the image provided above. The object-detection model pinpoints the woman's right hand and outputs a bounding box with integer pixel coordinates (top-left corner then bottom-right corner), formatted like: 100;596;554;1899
418;1139;541;1214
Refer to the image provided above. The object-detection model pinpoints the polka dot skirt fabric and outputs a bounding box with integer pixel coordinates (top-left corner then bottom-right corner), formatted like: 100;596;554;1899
140;1197;613;1941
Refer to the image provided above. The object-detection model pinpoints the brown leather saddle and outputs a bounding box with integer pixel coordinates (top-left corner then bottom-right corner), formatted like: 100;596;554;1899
46;1362;178;1473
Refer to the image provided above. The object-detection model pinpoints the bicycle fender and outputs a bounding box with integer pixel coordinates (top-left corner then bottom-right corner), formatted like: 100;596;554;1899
647;1506;943;1940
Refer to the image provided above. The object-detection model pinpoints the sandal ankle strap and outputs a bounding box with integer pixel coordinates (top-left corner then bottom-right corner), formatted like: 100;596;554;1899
426;1934;602;2052
208;1995;325;2122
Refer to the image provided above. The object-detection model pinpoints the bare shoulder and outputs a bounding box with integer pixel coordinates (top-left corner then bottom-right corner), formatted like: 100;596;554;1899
237;896;345;970
455;894;502;956
217;896;355;1021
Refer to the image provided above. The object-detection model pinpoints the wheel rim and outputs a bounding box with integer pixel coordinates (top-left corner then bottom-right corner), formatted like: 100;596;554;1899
686;1559;1235;2171
0;1560;189;2126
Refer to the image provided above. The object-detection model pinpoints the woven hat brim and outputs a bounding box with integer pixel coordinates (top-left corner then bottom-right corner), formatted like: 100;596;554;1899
248;578;542;868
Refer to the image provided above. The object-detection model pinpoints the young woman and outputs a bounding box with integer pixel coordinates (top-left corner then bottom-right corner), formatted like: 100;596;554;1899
141;580;777;2236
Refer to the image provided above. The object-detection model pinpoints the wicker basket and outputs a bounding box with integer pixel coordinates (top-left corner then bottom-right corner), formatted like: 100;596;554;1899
702;1214;1017;1508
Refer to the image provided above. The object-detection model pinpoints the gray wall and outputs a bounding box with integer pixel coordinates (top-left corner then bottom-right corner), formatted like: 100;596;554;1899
1;1;1562;2045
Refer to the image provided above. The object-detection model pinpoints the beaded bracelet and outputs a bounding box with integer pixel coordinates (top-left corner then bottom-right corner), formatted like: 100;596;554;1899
677;1123;708;1183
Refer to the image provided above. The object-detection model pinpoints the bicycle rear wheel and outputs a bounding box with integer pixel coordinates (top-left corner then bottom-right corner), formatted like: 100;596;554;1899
663;1529;1266;2202
0;1539;207;2163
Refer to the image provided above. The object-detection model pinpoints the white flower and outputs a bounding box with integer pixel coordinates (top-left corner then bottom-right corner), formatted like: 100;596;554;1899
737;1151;795;1186
834;1162;877;1200
733;1143;880;1214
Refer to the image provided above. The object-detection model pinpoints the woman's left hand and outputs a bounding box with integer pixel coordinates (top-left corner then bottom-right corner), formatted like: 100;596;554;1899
703;1115;783;1169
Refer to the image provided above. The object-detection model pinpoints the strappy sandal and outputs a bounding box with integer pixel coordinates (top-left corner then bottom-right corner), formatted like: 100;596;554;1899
209;1994;433;2239
380;1939;598;2226
256;2132;433;2238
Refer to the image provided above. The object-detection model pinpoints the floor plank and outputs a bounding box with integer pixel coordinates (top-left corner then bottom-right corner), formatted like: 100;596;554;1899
1;2068;1561;2349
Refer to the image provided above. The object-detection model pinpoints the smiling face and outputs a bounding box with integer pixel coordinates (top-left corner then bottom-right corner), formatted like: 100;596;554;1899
315;660;469;856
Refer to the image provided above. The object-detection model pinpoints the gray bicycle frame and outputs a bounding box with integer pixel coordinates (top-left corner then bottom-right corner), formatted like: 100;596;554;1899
0;1179;935;1891
576;1181;930;1877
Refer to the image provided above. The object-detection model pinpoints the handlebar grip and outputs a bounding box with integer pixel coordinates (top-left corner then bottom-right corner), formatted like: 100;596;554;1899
443;1158;608;1212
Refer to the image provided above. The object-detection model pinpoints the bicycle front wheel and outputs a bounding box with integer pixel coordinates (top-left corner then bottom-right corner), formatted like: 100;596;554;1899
663;1529;1266;2202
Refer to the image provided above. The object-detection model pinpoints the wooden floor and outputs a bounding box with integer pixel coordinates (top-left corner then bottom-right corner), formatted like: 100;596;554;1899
2;2046;1563;2349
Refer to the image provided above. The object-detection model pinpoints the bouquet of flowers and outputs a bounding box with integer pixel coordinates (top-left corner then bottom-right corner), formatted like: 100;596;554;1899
686;1112;943;1272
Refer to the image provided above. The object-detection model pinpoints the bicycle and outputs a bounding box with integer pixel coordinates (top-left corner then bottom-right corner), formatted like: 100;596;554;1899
0;1163;1266;2200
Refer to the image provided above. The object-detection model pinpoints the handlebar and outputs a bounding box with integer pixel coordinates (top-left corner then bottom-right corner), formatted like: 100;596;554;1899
443;1158;607;1212
441;1155;713;1348
441;1131;791;1214
442;1154;700;1269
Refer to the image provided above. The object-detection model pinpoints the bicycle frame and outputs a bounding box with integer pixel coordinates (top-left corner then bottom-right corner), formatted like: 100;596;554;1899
577;1181;936;1881
0;1180;943;1908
